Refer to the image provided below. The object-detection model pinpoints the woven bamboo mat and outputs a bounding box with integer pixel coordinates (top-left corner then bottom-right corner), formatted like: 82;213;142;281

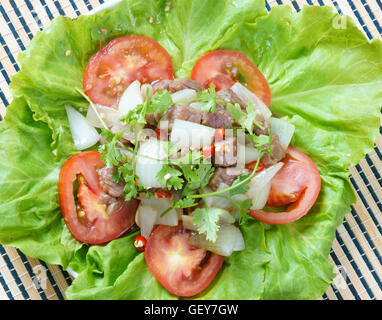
0;0;381;300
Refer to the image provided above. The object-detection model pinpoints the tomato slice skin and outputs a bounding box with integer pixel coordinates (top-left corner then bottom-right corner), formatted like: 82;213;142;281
145;224;225;297
266;155;308;206
249;147;321;225
58;151;139;244
83;36;174;107
191;50;271;106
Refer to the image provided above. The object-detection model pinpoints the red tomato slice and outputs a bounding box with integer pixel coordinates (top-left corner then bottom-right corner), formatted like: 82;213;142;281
83;36;174;107
249;147;321;225
191;50;271;106
145;224;225;297
58;151;139;244
266;154;308;206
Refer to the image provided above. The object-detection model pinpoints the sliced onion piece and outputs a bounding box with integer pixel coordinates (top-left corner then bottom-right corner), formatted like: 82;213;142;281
231;82;272;120
156;209;179;227
189;102;205;111
135;205;158;239
65;105;100;150
119;80;143;117
246;162;284;210
135;139;168;188
233;227;245;251
171;89;197;103
182;208;234;231
136;198;180;238
204;185;232;210
143;198;179;226
189;224;239;256
237;143;259;164
181;215;199;232
268;117;295;148
110;121;138;143
141;83;154;100
86;104;119;128
170;119;216;150
219;209;235;224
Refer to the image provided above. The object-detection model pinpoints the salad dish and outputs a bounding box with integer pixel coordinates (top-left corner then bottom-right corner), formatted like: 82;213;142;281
0;0;382;300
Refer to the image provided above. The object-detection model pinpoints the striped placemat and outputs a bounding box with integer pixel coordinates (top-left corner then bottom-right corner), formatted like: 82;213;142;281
0;0;381;300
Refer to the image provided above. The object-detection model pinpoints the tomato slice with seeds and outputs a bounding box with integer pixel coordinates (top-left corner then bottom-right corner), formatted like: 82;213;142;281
191;50;271;106
83;36;174;107
249;147;321;225
145;224;225;297
58;151;139;244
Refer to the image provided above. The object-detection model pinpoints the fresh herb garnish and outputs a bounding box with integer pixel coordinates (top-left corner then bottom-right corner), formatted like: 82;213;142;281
156;164;184;191
226;100;264;132
120;89;173;130
98;129;144;201
191;207;224;242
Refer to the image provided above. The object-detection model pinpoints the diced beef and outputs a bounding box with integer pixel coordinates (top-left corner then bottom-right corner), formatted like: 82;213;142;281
153;79;202;93
201;105;234;128
145;113;160;127
209;167;243;191
214;136;237;167
97;167;125;198
160;104;203;130
200;89;244;129
253;113;271;136
216;88;245;107
96;167;127;215
261;134;286;167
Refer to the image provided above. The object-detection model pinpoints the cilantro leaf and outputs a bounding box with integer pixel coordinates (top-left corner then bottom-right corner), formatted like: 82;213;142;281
191;207;224;242
156;165;184;191
250;131;273;154
226;101;263;134
172;198;198;209
197;88;217;113
229;173;251;196
98;130;125;167
180;163;215;193
120;89;173;130
146;90;173;114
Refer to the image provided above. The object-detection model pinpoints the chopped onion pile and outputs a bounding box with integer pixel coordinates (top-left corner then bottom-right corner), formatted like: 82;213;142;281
231;82;272;120
65;105;100;150
246;162;284;210
136;198;181;238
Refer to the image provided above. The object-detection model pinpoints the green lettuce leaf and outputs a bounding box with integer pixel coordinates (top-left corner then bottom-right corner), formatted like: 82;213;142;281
0;0;381;300
0;99;85;267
